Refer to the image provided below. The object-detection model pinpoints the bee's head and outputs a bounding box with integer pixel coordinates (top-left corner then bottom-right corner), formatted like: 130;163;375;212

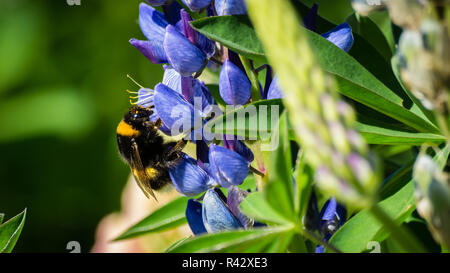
124;106;153;128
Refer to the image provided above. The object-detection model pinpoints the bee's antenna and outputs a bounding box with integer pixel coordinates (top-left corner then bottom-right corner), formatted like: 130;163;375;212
127;74;145;89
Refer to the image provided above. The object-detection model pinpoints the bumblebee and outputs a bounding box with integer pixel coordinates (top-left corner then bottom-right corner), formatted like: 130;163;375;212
116;106;186;200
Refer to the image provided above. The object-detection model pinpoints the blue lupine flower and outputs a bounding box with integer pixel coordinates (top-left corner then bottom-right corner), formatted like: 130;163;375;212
202;189;243;233
223;136;254;163
169;154;218;196
164;25;207;77
315;197;347;253
154;83;198;134
181;0;211;11
130;3;213;76
219;59;251;105
208;144;249;188
130;3;169;64
179;10;215;59
185;199;207;235
152;66;216;136
215;0;247;16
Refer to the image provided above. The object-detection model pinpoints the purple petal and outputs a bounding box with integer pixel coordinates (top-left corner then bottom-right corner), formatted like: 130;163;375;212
215;0;247;16
169;154;217;196
202;189;242;233
266;75;283;99
180;9;198;44
181;0;212;11
129;38;168;64
223;137;254;163
321;23;354;52
164;25;207;76
208;144;249;188
154;83;196;133
227;186;253;228
186;199;207;235
181;77;214;113
219;59;251;105
138;3;169;62
180;9;215;58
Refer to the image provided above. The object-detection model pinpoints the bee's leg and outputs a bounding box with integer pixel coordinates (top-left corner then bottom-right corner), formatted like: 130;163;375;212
164;139;188;168
154;118;163;128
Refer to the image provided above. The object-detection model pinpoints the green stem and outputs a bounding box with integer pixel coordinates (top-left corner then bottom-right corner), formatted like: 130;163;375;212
239;55;262;102
302;229;342;253
370;203;425;253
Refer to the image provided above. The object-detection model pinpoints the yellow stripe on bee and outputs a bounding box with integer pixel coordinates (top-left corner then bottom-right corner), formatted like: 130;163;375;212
145;167;158;180
117;120;141;137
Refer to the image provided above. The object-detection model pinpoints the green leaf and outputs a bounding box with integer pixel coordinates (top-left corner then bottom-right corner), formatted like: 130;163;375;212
368;10;396;52
346;12;393;62
355;121;446;145
0;214;4;225
328;146;449;253
190;16;266;62
204;99;284;140
166;226;292;253
239;192;292;225
114;197;189;241
306;29;439;134
0;209;27;253
263;112;296;220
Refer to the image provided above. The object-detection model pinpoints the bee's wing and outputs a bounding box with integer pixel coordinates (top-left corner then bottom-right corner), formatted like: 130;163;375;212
129;141;158;201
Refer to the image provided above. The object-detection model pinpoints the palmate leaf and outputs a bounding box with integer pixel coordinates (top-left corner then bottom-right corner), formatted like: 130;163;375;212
114;196;189;241
192;15;440;135
0;209;26;253
327;145;450;253
166;226;292;253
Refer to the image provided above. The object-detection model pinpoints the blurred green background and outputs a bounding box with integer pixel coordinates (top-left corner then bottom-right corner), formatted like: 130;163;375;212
0;0;352;252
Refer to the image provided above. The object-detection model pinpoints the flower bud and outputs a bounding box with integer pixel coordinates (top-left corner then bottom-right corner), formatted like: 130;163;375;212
219;59;251;105
413;154;450;247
